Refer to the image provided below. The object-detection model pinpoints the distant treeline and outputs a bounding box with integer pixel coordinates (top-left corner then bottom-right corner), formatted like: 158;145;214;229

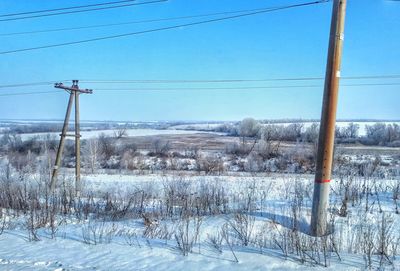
214;119;400;147
259;119;400;124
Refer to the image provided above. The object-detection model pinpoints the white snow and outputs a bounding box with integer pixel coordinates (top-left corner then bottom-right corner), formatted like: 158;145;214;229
16;129;218;141
170;123;229;131
0;229;365;271
0;173;399;270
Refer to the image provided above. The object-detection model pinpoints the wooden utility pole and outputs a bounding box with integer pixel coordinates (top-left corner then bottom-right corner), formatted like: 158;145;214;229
74;87;81;194
50;80;93;195
310;0;347;237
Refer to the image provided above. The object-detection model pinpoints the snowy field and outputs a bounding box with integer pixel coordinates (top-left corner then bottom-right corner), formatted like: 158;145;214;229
0;232;366;271
1;172;399;270
2;120;399;139
15;129;218;141
170;123;231;131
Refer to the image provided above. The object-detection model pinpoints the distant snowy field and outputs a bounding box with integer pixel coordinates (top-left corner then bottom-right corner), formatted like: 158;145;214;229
170;123;230;131
15;129;218;141
2;120;399;139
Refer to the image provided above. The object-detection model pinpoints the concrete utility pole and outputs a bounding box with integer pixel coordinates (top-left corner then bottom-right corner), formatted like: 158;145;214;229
310;0;347;237
50;80;93;195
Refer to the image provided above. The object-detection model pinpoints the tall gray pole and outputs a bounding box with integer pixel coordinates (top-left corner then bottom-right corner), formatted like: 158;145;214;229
74;85;81;196
310;0;347;237
50;92;74;191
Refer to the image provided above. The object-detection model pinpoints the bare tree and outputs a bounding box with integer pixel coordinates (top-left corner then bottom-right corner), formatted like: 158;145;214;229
150;138;170;157
83;138;101;174
346;122;360;138
114;125;128;139
98;133;116;162
238;118;260;145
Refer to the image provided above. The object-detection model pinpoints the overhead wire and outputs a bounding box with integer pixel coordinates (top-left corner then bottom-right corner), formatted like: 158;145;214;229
0;80;69;89
0;81;399;97
0;91;62;97
0;0;330;55
80;74;400;84
82;78;325;84
1;75;400;89
86;82;400;91
0;0;167;22
0;0;139;18
0;6;296;37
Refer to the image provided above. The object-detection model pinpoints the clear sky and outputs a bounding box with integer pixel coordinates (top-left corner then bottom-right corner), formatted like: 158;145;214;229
0;0;399;121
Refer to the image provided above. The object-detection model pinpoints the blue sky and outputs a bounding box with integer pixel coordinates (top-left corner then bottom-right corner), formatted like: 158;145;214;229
0;0;399;121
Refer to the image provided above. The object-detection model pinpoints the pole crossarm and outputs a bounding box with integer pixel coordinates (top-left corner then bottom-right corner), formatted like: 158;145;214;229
54;82;93;94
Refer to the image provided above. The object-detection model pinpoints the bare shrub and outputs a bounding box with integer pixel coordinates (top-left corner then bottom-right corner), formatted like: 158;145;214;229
196;155;224;174
97;190;148;221
163;179;191;217
143;220;173;240
81;220;119;245
376;213;395;267
392;180;400;214
225;142;251;156
98;134;117;163
120;228;141;247
114;126;128;139
206;232;223;254
149;139;170;157
25;194;42;242
220;223;239;262
196;181;229;215
360;222;376;269
175;216;202;256
244;152;264;172
227;213;255;246
0;209;8;235
184;146;199;159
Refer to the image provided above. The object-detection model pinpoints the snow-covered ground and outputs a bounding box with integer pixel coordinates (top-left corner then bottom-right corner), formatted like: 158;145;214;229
1;173;399;270
16;129;218;141
0;230;365;271
170;123;231;131
3;120;399;139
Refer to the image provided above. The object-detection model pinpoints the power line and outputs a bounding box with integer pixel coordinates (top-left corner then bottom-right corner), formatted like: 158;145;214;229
82;78;324;84
1;75;399;89
88;82;400;91
344;75;400;80
0;0;167;22
80;74;400;84
342;82;400;87
0;0;329;55
0;81;69;89
1;81;398;97
0;0;138;18
0;91;61;97
0;6;289;37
